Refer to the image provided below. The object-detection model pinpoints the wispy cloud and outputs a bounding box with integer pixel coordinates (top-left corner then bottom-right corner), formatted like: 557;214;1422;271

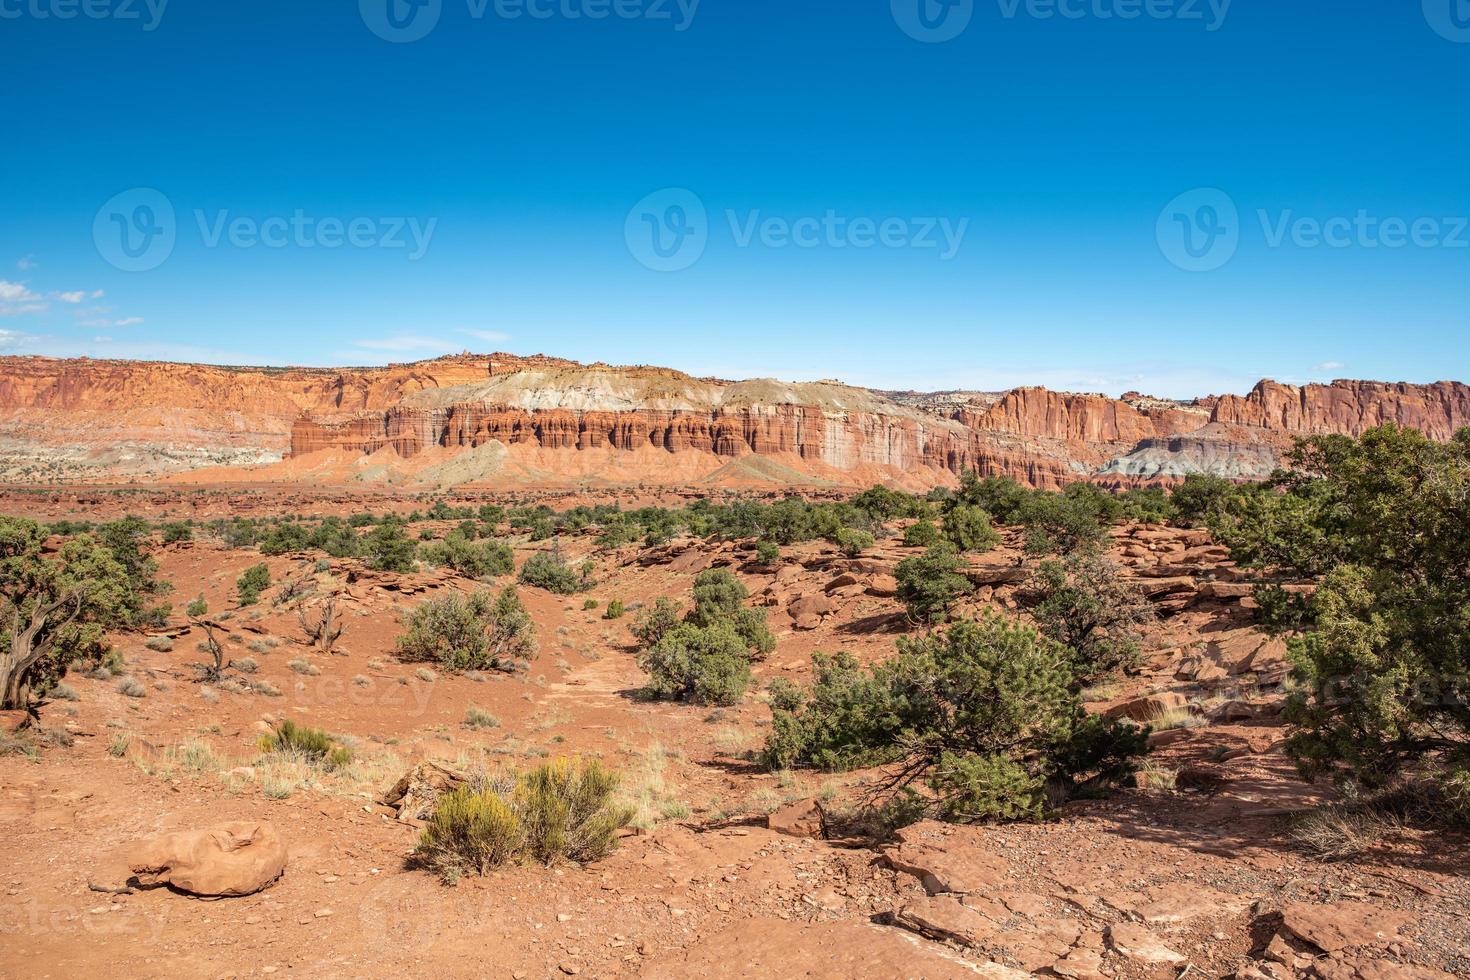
51;289;103;304
352;334;457;353
79;316;144;328
458;328;511;344
1314;360;1345;373
16;256;36;271
0;280;47;316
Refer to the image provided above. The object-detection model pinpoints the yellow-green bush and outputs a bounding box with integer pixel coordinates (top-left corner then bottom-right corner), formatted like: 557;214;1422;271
411;757;632;880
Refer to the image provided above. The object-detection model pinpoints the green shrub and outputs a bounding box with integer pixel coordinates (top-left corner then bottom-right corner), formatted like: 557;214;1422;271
236;564;271;606
395;586;536;673
1170;473;1234;526
639;623;751;706
259;719;352;770
414;786;523;878
518;549;588;594
902;520;941;548
833;527;875;557
1025;553;1153;685
895;543;974;624
420;534;514;579
1016;491;1107;556
365;521;418;573
160;522;193;544
762;614;1146;824
514;757;633;865
630;597;682;648
755;540;780;565
411;758;632;880
685;569;775;659
603;599;625;620
1201;425;1470;809
942;505;1000;553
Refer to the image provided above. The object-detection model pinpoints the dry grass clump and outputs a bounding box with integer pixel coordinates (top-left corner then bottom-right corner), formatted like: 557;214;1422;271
258;719;352;772
1136;759;1178;791
463;705;500;730
1149;705;1205;730
619;742;690;829
411;757;632;882
1289;803;1403;861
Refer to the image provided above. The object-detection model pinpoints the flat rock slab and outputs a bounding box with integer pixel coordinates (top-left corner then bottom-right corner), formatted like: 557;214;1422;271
640;918;1027;979
882;820;1009;895
1107;921;1188;967
889;895;1000;948
1280;901;1414;954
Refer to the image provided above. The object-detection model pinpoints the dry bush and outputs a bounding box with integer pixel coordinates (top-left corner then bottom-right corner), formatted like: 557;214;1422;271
411;757;632;881
1289;804;1402;861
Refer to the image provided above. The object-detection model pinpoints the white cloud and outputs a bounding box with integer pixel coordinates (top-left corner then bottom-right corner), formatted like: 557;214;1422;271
1314;360;1345;373
0;328;35;349
458;328;511;344
0;279;46;316
16;256;36;271
79;316;143;328
52;291;87;304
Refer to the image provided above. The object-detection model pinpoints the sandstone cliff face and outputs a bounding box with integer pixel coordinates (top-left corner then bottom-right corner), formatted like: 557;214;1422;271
1209;380;1470;439
1;353;1467;488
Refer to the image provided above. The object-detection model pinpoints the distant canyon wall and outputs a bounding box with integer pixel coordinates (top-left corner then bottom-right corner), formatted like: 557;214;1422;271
0;352;1467;487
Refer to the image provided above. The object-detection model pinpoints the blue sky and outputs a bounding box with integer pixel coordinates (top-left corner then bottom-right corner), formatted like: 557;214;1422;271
1;0;1466;398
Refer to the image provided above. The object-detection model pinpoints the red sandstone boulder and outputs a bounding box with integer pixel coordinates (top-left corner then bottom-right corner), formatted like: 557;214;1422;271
125;821;286;897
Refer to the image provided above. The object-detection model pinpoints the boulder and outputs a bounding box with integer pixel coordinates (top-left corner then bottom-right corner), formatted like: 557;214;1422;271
125;821;285;897
1104;692;1188;722
380;759;469;822
766;798;824;838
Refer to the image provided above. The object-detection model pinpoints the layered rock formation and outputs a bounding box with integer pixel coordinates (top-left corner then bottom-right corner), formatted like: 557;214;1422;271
0;352;1466;488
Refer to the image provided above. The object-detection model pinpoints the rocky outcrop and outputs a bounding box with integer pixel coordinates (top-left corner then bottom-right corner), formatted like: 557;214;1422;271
1211;379;1470;439
2;353;1468;488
